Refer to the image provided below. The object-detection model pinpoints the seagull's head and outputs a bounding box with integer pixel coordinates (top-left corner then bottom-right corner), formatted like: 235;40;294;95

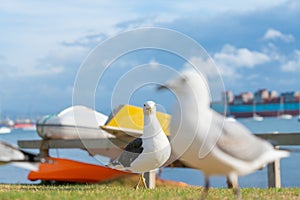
143;101;156;115
158;69;207;93
157;69;210;106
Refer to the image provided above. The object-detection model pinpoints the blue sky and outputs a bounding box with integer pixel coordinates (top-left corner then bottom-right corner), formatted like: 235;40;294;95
0;0;300;117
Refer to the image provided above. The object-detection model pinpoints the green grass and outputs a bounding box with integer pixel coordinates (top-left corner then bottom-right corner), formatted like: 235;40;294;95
0;178;299;200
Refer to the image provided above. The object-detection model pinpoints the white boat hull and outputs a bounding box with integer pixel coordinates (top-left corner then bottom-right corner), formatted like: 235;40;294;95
0;127;11;134
36;105;114;139
278;114;293;120
252;114;264;121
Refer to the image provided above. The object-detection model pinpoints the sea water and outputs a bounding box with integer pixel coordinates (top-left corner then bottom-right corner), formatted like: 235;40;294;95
0;117;299;188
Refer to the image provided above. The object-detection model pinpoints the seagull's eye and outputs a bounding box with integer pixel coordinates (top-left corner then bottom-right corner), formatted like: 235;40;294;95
144;104;146;107
181;76;187;84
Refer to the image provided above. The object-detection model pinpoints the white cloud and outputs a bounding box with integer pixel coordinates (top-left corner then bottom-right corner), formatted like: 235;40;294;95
0;44;87;79
247;74;260;80
22;67;63;77
37;84;73;98
42;46;88;66
281;50;300;72
0;1;184;80
214;44;271;69
261;42;286;62
0;0;292;80
263;28;295;42
172;0;288;16
0;65;64;79
0;0;298;113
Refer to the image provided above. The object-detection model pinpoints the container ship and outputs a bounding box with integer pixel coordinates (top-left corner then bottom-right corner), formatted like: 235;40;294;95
211;89;300;119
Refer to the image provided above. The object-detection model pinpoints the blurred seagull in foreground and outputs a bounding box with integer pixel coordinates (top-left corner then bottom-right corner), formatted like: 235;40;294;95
108;101;171;189
0;140;41;171
158;69;289;199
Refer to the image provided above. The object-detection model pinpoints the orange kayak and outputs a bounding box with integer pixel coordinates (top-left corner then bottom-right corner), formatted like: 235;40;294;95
28;157;131;183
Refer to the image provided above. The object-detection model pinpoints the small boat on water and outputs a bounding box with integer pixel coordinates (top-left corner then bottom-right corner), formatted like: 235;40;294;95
277;97;293;120
0;118;14;127
14;123;36;131
252;101;264;121
298;101;300;122
226;116;236;122
13;119;36;131
252;113;264;121
278;114;293;120
0;126;11;134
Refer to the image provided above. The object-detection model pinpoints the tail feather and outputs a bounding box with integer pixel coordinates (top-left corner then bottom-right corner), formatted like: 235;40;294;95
254;149;290;171
107;159;126;171
0;140;40;170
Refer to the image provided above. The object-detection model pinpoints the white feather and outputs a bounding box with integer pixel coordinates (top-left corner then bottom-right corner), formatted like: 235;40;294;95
163;69;289;180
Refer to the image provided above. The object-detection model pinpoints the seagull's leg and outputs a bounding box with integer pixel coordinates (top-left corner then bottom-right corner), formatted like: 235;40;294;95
141;172;148;188
226;176;233;188
228;173;241;200
158;168;163;177
135;174;142;190
201;176;210;200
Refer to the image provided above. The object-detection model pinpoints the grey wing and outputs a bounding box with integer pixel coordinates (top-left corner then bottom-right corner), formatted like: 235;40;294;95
113;138;144;168
216;120;273;162
124;138;143;153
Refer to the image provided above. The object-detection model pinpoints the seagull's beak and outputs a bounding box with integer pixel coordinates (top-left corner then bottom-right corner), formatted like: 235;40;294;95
146;107;152;112
157;85;168;91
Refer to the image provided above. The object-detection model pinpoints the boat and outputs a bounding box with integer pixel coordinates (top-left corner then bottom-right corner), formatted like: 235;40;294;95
298;101;300;122
14;123;36;131
279;114;293;120
23;104;171;184
14;119;36;131
36;105;112;139
0;126;11;134
223;99;236;122
253;113;264;121
0;103;13;133
252;101;263;121
226;116;236;122
28;157;187;186
278;96;292;120
0;118;14;127
211;89;300;118
28;157;131;183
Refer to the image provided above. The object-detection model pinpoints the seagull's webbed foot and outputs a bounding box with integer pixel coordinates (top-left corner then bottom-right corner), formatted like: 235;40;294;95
134;174;142;190
135;173;147;190
141;173;147;188
234;188;241;200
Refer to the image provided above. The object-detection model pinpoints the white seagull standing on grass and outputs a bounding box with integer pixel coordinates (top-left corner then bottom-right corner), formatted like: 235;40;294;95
0;140;41;171
158;69;289;199
108;101;171;189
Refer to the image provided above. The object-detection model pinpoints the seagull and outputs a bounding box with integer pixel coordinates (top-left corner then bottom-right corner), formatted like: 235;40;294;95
108;101;171;189
158;69;289;199
0;140;41;171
